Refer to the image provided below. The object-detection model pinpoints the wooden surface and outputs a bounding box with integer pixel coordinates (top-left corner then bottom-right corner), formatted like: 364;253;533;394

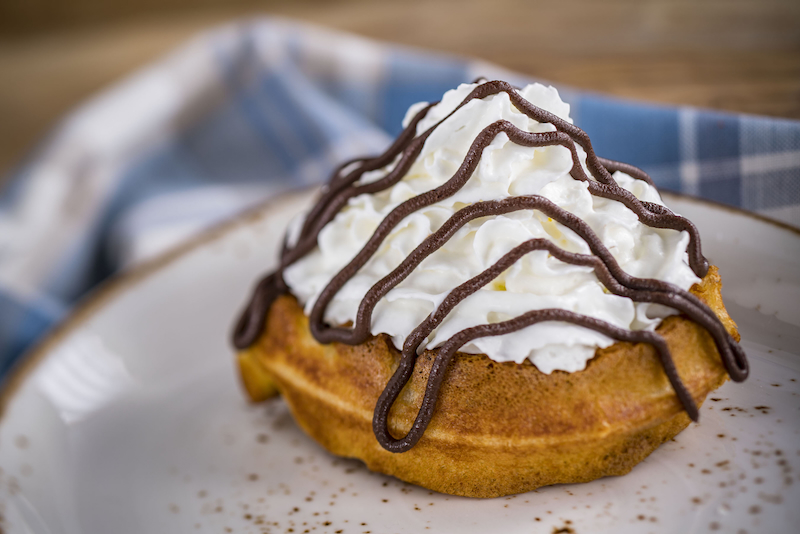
1;0;799;182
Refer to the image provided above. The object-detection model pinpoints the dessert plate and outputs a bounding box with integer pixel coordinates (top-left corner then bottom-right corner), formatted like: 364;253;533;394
0;190;798;534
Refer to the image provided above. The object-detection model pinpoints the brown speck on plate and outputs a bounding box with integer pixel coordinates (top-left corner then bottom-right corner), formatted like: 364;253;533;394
758;492;783;504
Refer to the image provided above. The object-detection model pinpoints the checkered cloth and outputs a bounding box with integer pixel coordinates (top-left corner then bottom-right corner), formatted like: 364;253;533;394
1;17;799;375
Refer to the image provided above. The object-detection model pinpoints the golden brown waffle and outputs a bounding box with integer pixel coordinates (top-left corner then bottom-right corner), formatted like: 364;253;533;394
238;266;737;498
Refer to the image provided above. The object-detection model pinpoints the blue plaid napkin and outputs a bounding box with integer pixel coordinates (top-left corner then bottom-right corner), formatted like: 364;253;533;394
1;17;799;375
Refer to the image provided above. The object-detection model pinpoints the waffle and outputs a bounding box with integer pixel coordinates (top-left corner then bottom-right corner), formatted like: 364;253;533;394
237;266;737;498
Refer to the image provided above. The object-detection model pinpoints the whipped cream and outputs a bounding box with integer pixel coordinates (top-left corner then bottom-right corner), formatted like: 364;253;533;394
283;82;700;374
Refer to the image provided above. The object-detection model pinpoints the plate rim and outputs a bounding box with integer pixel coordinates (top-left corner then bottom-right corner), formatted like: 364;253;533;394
1;189;797;425
0;187;313;422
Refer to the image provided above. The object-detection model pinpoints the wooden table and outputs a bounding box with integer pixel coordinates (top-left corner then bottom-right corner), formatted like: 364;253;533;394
1;0;799;183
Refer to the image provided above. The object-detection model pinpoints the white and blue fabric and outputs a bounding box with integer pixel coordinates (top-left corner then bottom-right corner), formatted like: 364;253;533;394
1;18;799;375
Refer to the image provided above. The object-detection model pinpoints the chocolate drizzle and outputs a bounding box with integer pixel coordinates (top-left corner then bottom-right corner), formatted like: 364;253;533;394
233;80;748;453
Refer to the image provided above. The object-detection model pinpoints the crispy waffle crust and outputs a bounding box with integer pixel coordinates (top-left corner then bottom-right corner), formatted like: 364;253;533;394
237;266;738;498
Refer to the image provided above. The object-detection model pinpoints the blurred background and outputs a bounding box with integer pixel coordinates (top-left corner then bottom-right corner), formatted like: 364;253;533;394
1;0;799;185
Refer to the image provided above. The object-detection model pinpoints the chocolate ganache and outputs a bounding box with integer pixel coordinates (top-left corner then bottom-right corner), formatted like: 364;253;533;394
233;80;748;453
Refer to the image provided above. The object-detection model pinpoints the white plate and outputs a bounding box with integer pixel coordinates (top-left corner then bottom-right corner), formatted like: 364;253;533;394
1;190;799;534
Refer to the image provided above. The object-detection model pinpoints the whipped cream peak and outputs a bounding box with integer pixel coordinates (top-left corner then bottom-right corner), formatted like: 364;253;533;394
283;81;696;373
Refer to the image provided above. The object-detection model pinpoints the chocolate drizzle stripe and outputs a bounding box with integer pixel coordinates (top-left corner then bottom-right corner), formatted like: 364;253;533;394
298;102;437;244
375;309;687;452
232;80;748;454
597;157;655;187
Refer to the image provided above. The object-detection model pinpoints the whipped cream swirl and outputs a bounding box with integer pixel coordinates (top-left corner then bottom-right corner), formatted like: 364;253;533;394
283;82;700;374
